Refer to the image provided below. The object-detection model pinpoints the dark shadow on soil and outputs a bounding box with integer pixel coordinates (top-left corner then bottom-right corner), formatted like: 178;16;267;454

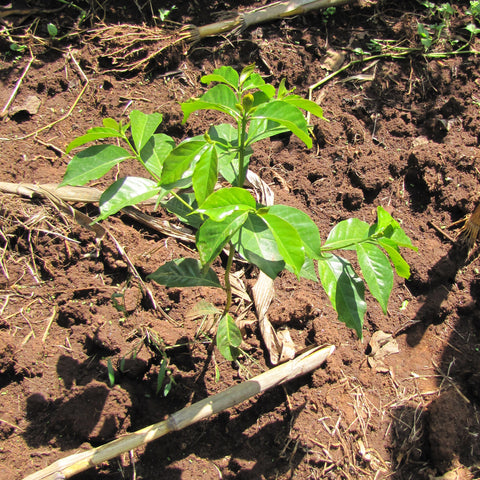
390;238;480;478
405;240;469;347
138;390;308;480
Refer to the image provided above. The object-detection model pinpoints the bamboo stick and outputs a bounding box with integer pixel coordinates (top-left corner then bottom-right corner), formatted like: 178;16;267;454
23;345;334;480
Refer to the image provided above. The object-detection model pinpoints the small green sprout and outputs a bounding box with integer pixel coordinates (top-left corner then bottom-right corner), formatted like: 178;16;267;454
158;6;177;22
47;23;58;39
107;359;115;387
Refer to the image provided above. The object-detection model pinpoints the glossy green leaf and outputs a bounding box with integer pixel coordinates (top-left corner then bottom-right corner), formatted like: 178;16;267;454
162;192;202;229
103;118;120;130
201;66;239;90
356;243;393;314
268;205;322;259
373;206;396;233
208;123;248;184
192;144;218;206
239;64;256;87
160;139;208;186
140;133;175;179
281;96;326;120
65;127;123;153
60;145;132;186
260;213;305;276
323;218;370;250
197;211;249;265
98;177;162;220
250;90;271;108
246;118;290;146
286;256;318;281
277;78;293;99
317;254;366;338
232;214;285;279
181;85;240;123
209;123;238;147
216;314;242;361
245;75;272;94
378;239;411;279
370;207;417;250
196;187;256;221
147;258;222;288
130;110;163;153
249;101;312;148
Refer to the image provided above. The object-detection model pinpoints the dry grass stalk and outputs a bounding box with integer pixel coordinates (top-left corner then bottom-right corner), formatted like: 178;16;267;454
458;203;480;249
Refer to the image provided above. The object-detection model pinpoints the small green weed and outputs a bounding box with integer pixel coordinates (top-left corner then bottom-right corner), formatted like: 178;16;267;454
158;6;177;22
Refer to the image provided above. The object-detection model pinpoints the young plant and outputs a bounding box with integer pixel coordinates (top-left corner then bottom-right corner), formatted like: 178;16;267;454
61;64;416;361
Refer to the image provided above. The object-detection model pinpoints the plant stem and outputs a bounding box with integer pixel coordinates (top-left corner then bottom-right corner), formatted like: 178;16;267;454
222;243;235;316
169;190;195;211
237;114;248;188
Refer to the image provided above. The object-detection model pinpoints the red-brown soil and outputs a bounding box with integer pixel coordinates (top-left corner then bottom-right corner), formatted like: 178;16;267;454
1;1;480;479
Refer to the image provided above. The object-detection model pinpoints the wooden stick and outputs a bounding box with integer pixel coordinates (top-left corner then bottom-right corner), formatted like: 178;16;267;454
1;53;34;118
23;345;334;480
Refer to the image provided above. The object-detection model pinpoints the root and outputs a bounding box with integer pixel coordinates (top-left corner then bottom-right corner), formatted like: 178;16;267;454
87;23;195;73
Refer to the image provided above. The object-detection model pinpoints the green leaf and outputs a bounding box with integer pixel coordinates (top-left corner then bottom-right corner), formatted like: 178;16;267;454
356;243;393;314
47;23;58;38
140;133;175;179
317;254;366;338
160;139;208;186
103;118;120;130
260;213;305;276
130;110;163;153
268;205;322;259
65;127;123;153
232;214;285;279
196;187;256;221
201;66;239;90
147;258;222;288
378;239;411;279
193;144;218;206
281;96;326;120
242;71;267;89
209;123;238;147
277;78;293;99
216;314;242;361
286;256;318;281
61;145;132;186
162;192;202;229
197;211;249;265
181;85;240;123
239;64;256;87
250;100;312;148
246;118;290;145
98;177;162;220
371;207;416;250
323;218;370;250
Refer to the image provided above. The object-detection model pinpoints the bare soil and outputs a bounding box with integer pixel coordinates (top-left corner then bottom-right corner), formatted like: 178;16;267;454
1;1;480;479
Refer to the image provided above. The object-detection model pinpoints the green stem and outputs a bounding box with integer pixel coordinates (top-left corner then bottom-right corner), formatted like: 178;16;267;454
222;243;235;316
169;190;195;211
320;238;376;253
237;114;248;188
123;135;156;180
